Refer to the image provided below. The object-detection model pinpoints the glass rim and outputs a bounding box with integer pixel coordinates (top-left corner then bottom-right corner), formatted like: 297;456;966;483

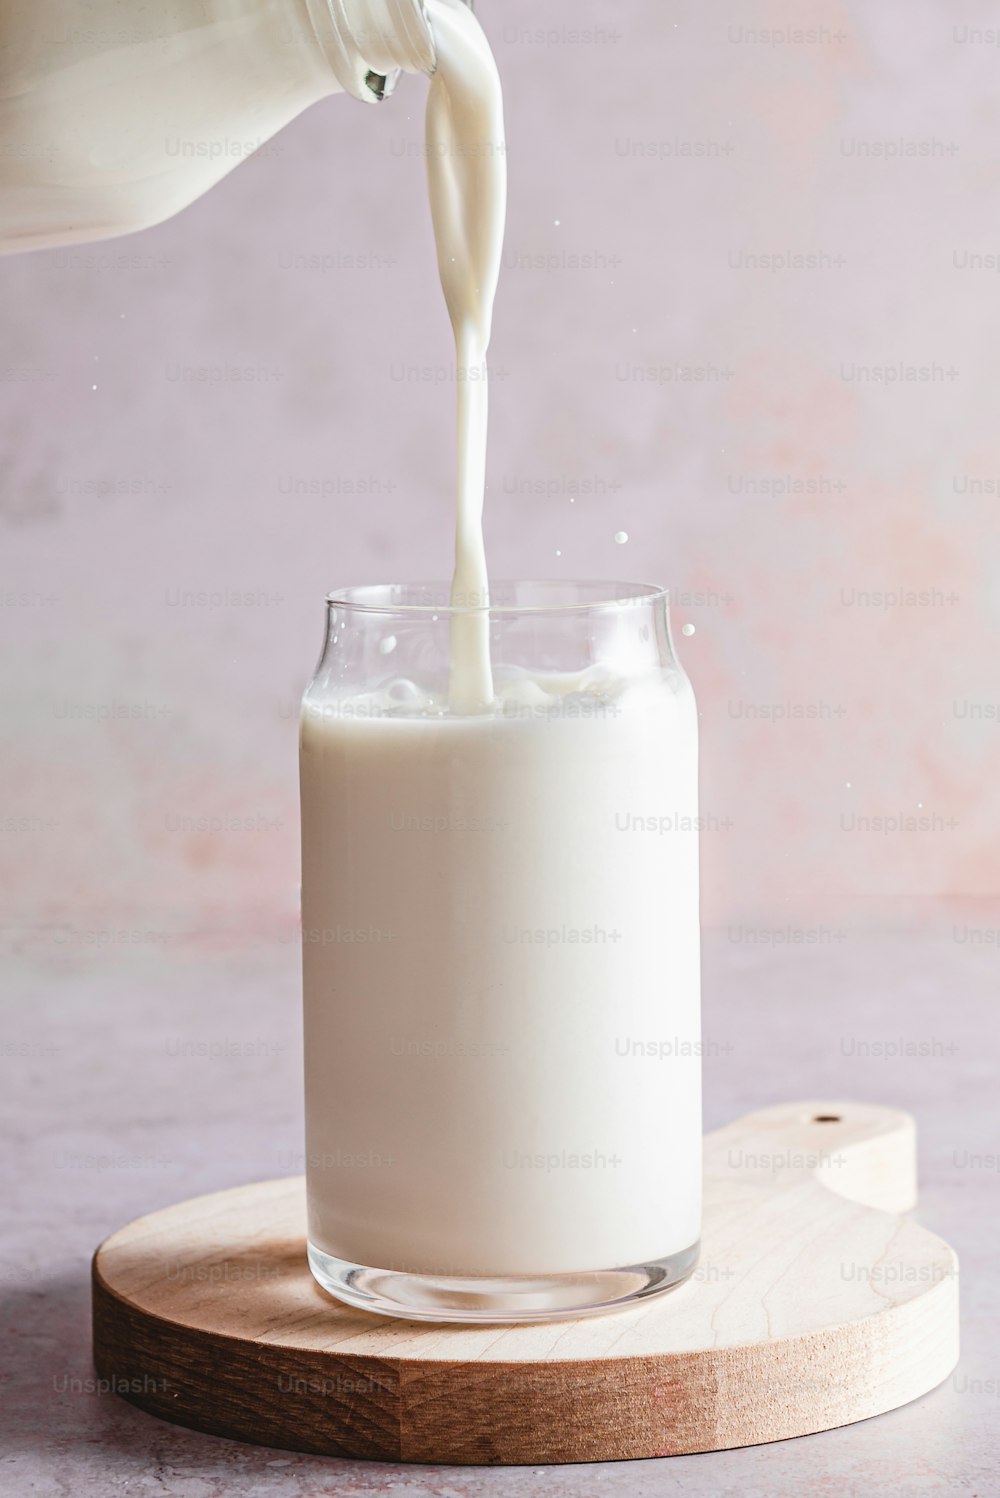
324;580;670;617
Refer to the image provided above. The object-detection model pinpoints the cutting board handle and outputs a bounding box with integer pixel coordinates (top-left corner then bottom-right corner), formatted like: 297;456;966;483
703;1099;918;1213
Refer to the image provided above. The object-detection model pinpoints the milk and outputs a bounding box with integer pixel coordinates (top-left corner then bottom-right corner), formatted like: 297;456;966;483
301;667;702;1276
425;0;506;711
302;2;702;1293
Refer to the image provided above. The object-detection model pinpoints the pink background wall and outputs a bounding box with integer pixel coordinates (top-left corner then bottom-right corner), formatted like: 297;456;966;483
3;0;999;940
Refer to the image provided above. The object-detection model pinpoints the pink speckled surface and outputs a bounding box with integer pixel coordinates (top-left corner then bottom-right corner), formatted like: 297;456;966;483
2;0;999;1490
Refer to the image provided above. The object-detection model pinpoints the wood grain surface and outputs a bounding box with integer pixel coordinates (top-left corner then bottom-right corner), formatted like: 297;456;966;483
91;1100;959;1464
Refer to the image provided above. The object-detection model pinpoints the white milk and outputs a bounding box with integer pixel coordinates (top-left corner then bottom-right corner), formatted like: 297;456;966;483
301;667;702;1276
302;1;702;1287
424;0;506;711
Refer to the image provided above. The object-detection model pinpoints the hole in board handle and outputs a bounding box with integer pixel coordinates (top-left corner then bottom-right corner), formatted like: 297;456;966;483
812;1113;842;1123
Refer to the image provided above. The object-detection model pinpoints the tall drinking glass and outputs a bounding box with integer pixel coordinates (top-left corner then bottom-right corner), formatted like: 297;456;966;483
300;580;701;1322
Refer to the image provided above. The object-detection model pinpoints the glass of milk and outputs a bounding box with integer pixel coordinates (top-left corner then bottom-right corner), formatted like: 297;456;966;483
300;580;701;1322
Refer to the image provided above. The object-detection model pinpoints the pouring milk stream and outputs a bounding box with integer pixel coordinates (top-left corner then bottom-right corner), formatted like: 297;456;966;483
424;0;506;710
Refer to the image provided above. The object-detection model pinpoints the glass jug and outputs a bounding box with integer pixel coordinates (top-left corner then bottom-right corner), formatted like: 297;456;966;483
0;0;443;252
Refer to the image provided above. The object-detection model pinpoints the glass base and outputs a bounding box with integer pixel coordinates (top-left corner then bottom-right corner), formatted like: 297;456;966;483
307;1239;700;1324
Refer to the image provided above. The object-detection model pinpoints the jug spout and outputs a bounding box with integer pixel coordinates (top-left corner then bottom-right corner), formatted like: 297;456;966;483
363;0;475;102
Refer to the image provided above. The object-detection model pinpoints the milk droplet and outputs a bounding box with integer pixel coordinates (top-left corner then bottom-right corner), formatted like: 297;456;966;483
614;531;628;545
388;679;421;703
681;623;695;637
378;635;397;656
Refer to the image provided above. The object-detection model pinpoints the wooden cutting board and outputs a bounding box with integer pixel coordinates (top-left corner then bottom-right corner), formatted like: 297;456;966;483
91;1100;959;1464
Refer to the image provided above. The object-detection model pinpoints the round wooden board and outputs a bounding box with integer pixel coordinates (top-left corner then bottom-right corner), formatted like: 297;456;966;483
92;1101;959;1465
